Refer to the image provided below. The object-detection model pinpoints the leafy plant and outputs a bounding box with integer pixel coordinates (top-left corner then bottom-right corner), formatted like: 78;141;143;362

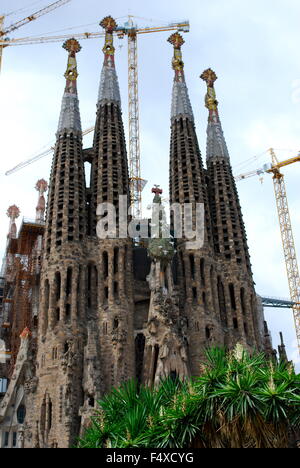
77;347;300;449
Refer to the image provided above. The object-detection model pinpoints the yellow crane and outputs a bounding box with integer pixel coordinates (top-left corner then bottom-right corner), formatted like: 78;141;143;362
0;0;72;71
2;16;190;217
236;149;300;353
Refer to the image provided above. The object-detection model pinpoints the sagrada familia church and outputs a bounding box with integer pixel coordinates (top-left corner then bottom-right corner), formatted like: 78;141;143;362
0;16;276;448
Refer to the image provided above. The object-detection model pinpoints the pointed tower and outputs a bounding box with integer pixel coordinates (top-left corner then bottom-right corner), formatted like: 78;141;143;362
143;187;190;386
6;205;20;240
35;179;48;223
25;39;88;449
201;69;263;350
89;17;135;393
89;16;129;236
168;34;224;376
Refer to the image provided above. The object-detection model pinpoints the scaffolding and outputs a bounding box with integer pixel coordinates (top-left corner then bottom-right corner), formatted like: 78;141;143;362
2;220;44;376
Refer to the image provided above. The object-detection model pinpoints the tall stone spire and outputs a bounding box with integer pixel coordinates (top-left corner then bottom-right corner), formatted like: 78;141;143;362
168;33;207;208
168;33;193;121
88;16;135;394
27;39;87;448
200;68;229;160
168;35;220;377
45;39;86;255
201;69;263;351
97;16;121;105
57;38;82;134
35;179;48;223
90;16;130;236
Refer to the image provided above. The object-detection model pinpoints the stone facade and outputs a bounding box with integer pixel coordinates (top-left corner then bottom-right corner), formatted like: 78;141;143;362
0;19;272;448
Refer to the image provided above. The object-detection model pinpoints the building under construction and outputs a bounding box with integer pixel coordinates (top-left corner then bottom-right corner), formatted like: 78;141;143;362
0;16;281;448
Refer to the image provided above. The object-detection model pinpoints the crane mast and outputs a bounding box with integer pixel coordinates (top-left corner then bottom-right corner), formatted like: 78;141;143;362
127;18;143;219
269;149;300;352
235;150;300;354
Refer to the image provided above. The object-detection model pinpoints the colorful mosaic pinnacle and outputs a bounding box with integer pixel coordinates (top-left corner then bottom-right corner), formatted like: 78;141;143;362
167;32;185;49
168;32;185;75
7;205;20;220
100;16;117;60
200;68;218;86
100;15;117;33
63;38;81;84
201;68;219;113
62;37;82;54
35;179;48;193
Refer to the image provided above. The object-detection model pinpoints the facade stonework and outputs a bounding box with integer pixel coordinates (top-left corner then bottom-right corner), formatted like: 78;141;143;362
0;20;272;448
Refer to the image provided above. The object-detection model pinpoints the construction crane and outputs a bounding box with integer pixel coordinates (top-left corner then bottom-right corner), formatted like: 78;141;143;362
2;16;190;218
236;148;300;353
0;0;72;71
5;126;94;176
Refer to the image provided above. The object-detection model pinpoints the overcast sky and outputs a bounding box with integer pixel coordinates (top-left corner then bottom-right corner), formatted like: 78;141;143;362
0;0;299;370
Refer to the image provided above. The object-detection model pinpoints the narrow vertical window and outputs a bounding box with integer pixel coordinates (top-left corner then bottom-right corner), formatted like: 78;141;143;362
66;268;72;296
103;252;108;278
229;283;236;311
200;258;205;285
189;254;195;280
55;272;61;301
114;247;119;274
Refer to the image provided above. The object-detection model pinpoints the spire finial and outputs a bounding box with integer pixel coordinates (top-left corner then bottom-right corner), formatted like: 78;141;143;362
168;32;193;121
35;179;48;223
201;69;229;160
97;16;121;104
200;68;219;115
100;16;117;67
57;38;82;134
62;38;81;95
168;32;185;79
7;205;20;239
100;15;117;33
168;32;185;49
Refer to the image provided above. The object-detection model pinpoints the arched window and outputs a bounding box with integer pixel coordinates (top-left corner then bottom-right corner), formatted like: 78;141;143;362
229;283;237;311
66;267;72;296
55;272;61;301
192;287;197;303
241;288;246;317
44;279;50;333
113;318;119;329
17;405;26;424
135;333;145;386
218;277;227;327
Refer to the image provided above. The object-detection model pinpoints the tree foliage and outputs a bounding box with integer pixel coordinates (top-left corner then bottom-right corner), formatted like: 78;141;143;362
77;347;300;448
